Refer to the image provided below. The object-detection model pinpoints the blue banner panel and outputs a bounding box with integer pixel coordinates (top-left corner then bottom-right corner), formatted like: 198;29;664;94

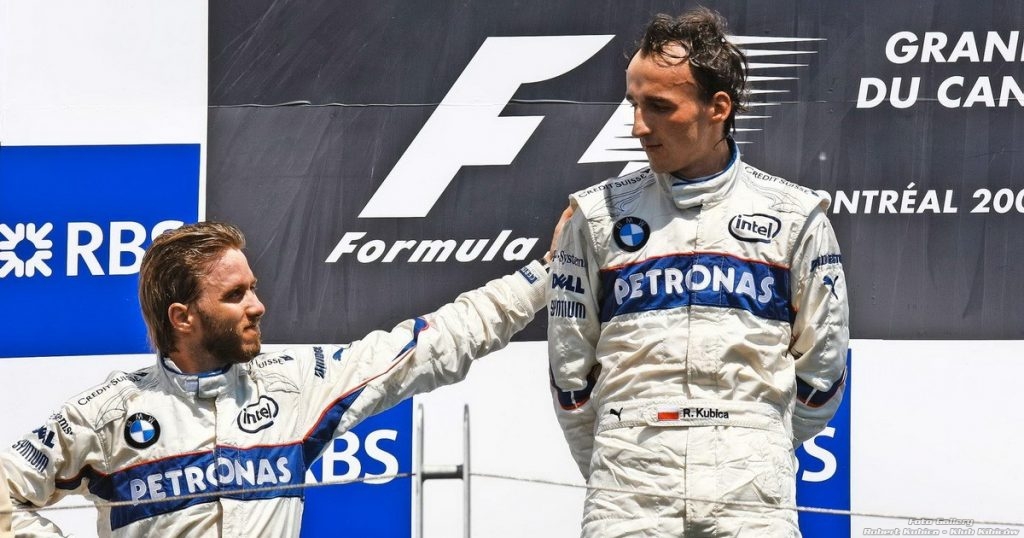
796;350;852;537
302;399;413;538
0;145;200;358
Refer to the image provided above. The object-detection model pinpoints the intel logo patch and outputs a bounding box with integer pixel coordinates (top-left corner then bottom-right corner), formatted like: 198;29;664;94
729;213;781;243
237;396;280;433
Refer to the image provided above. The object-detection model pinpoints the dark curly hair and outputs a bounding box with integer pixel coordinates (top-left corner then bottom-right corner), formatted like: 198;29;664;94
635;7;748;135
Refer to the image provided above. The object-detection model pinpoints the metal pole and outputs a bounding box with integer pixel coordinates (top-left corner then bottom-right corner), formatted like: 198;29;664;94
414;403;424;538
415;404;474;537
463;404;471;537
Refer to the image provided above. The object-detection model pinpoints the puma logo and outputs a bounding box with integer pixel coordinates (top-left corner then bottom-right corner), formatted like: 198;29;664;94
608;408;623;421
823;274;840;299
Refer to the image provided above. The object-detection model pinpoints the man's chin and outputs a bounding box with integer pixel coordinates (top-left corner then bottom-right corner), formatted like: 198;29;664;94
646;161;670;174
239;343;262;362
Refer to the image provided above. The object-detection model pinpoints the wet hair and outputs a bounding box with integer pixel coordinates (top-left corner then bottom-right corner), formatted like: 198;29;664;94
138;221;246;357
635;7;748;135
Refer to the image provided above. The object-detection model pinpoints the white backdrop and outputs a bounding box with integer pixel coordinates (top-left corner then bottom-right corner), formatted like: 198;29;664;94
2;340;1023;536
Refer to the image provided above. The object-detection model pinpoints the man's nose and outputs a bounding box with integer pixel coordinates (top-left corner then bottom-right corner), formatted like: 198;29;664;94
631;108;650;138
246;292;266;318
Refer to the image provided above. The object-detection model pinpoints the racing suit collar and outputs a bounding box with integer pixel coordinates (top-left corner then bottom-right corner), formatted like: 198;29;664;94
657;138;740;210
160;357;236;399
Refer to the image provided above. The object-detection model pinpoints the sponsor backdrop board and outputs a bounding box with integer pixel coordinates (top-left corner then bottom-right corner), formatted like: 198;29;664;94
0;0;208;355
0;144;199;358
0;0;1022;537
302;399;413;537
205;0;1024;535
209;0;1024;341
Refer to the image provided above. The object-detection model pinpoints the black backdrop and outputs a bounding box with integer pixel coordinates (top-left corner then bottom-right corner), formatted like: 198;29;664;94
208;0;1024;342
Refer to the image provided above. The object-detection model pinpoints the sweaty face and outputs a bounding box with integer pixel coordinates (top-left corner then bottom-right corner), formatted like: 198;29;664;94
626;45;731;178
191;249;265;367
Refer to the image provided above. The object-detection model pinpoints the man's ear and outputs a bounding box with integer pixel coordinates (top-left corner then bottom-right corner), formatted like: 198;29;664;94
168;303;193;334
709;91;733;125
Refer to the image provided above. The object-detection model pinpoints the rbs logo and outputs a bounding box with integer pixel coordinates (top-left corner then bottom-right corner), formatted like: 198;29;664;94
0;144;200;358
0;223;53;278
306;430;401;485
300;400;412;537
0;220;183;279
797;426;839;482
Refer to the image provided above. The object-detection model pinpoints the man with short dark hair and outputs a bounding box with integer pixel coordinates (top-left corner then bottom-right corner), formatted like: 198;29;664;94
2;219;561;537
548;8;849;537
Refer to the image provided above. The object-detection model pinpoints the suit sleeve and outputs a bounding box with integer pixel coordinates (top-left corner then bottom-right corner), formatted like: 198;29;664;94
0;457;12;538
546;206;602;478
2;404;104;537
789;205;850;446
325;260;549;434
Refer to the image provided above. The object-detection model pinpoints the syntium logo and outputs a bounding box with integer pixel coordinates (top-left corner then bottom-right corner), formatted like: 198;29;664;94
0;220;182;279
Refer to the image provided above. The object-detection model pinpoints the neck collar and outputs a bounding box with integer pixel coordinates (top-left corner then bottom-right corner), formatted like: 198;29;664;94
161;357;235;399
658;139;741;210
670;138;739;184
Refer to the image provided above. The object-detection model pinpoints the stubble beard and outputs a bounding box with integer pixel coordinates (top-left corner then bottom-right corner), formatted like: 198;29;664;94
197;309;262;365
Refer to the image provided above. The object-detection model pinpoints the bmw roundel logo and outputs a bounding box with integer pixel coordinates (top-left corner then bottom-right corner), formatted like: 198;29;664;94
613;217;650;252
124;412;161;449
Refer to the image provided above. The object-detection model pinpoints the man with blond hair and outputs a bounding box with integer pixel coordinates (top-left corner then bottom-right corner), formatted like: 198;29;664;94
3;217;565;537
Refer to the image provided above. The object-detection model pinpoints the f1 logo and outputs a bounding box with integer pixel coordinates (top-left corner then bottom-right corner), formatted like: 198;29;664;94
358;35;614;219
359;34;818;219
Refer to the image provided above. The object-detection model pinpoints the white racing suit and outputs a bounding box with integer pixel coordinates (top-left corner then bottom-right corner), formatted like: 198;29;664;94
0;463;11;538
548;152;849;537
2;261;548;537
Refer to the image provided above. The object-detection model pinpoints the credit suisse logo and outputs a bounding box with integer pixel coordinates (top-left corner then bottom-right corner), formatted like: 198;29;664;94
0;144;199;357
